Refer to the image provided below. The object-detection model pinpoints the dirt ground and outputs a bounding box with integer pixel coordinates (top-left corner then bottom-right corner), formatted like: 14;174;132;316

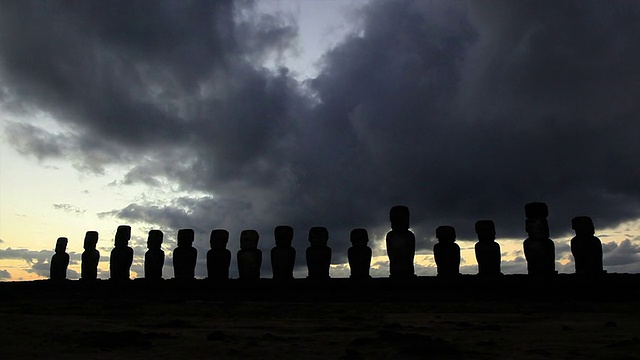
2;298;639;359
2;277;640;359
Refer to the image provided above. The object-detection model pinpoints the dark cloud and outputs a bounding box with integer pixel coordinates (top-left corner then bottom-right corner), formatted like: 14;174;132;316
0;248;83;279
555;241;571;260
4;122;71;161
0;269;11;280
298;0;640;243
2;0;640;276
53;203;86;214
0;248;54;263
603;239;640;271
499;256;528;275
24;258;80;279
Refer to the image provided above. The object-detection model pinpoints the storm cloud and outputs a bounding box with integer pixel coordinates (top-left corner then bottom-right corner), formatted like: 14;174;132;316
0;269;11;280
0;247;83;279
2;0;640;274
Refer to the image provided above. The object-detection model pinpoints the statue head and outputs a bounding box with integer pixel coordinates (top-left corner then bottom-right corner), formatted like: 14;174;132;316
525;202;548;219
350;228;369;247
436;226;456;243
55;237;68;253
84;231;98;250
390;205;410;231
274;225;294;247
240;229;260;249
475;220;496;242
525;218;550;238
572;216;595;236
147;230;163;250
210;229;229;249
177;229;195;248
309;227;329;247
114;225;131;247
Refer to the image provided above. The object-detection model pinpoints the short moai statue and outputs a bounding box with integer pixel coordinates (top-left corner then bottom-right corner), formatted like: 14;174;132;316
474;220;502;276
81;231;100;280
109;225;134;280
50;237;70;280
523;202;556;275
144;230;165;280
386;206;416;279
271;225;296;280
433;226;461;277
173;229;197;280
207;229;232;279
237;230;262;280
306;227;332;279
571;216;605;275
348;228;372;279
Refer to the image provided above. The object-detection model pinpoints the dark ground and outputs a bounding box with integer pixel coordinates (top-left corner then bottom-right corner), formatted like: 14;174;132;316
2;275;640;359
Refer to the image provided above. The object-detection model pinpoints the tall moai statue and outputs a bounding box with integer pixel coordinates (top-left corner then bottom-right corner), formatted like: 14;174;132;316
50;237;70;280
81;231;100;280
386;206;416;279
571;216;605;275
207;229;231;279
474;220;502;276
271;225;296;280
433;226;461;277
523;202;556;275
237;230;262;280
348;228;372;279
173;229;197;280
109;225;134;280
306;227;332;279
144;230;165;280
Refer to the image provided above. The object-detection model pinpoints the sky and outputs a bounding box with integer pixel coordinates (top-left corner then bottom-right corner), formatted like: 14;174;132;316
2;0;640;281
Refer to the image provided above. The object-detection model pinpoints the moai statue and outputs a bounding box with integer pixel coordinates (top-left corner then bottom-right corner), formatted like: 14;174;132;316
144;230;165;280
523;202;556;275
109;225;134;280
348;228;372;279
81;231;100;280
474;220;502;276
306;227;332;279
173;229;197;280
50;237;69;280
433;226;461;277
271;225;296;280
237;230;262;280
386;206;416;279
207;229;231;279
571;216;605;275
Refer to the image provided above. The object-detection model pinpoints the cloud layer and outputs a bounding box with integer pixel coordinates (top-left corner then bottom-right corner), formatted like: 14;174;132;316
2;0;640;275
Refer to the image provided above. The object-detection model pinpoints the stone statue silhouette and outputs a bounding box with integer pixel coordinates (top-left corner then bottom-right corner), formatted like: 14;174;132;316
271;225;296;280
433;226;460;277
173;229;197;280
81;231;100;280
144;230;164;280
523;202;556;275
306;227;331;279
207;229;231;279
110;225;134;280
237;230;262;280
386;206;416;279
348;228;372;279
50;237;69;280
571;216;605;275
474;220;502;276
